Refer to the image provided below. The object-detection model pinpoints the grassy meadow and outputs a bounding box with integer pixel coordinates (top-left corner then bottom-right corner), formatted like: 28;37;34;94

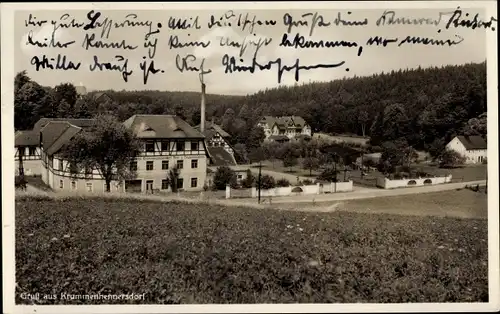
15;195;488;304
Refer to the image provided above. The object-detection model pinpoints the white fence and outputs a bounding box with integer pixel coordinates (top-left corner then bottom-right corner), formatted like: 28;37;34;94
250;181;353;198
376;175;452;189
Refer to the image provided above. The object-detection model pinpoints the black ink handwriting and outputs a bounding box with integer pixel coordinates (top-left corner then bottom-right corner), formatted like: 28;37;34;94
82;33;138;50
280;33;358;49
84;11;154;39
398;34;464;47
283;12;330;37
208;10;236;29
333;12;369;26
445;8;497;31
89;55;133;82
376;10;445;26
237;13;277;34
175;54;212;75
168;16;201;30
221;55;346;83
218;35;272;58
366;36;399;47
140;58;164;85
26;29;75;48
169;35;211;49
30;54;81;71
51;14;85;29
25;14;47;27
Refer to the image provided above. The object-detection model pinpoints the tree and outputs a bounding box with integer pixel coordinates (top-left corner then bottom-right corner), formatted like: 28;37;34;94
14;70;31;93
241;169;255;188
438;149;466;168
260;174;276;189
302;156;320;176
317;167;339;182
426;138;446;160
283;155;298;172
276;178;290;187
191;109;201;126
358;109;369;137
54;83;78;111
233;143;249;164
58;100;73;118
166;165;180;192
248;147;266;163
247;126;266;150
174;105;186;121
213;166;238;190
14;81;47;130
61;115;141;192
463;112;487;139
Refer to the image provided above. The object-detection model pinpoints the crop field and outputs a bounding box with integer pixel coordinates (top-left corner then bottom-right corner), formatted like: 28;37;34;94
15;195;488;304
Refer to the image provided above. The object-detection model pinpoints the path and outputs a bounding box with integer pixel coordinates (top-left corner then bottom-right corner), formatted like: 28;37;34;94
223;180;487;205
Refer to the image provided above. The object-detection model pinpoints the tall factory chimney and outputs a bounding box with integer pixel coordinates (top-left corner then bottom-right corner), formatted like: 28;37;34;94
200;70;206;133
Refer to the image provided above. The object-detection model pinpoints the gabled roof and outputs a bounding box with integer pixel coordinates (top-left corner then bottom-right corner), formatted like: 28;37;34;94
15;130;39;147
194;121;231;139
259;116;308;129
123;115;204;139
456;135;487;150
46;125;82;156
33;118;95;134
207;146;237;166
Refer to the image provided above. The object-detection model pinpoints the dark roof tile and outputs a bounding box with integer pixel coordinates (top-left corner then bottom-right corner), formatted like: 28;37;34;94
457;135;487;150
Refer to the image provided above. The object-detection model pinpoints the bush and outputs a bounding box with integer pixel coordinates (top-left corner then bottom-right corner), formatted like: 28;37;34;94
276;178;290;187
241;169;255;189
259;175;276;189
302;179;313;185
317;167;339;182
439;149;466;168
213;166;238;190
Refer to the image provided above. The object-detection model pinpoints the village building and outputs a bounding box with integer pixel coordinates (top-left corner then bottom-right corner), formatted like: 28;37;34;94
194;120;237;167
257;116;312;141
37;115;210;193
446;135;487;164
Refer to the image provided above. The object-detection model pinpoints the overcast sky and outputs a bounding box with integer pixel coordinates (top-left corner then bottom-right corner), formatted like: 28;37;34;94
14;7;489;95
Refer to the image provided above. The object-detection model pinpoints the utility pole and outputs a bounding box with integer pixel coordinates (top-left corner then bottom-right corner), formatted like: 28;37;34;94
258;161;262;204
360;149;364;178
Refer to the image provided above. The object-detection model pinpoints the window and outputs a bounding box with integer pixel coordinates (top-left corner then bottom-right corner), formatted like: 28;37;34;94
190;178;198;188
146;161;154;171
177;160;183;169
59;180;64;189
71;181;77;190
145;141;155;152
58;160;63;171
70;163;78;174
191;159;198;169
161;179;169;190
29;147;36;156
162;160;169;170
161;141;170;151
130;161;137;171
176;141;185;151
191;142;199;151
177;178;184;189
86;182;93;192
237;174;243;179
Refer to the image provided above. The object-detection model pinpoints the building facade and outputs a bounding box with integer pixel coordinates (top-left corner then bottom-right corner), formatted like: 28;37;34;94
446;135;487;164
257;116;312;141
39;115;210;193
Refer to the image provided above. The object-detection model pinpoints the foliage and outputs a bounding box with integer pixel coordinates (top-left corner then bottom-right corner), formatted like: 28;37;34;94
282;155;298;171
166;165;180;192
259;174;276;189
60;115;141;192
213;166;238;190
438;149;466;168
378;139;417;174
276;178;291;187
302;179;314;185
302;156;320;176
317;167;339;182
15;63;486;155
241;169;255;189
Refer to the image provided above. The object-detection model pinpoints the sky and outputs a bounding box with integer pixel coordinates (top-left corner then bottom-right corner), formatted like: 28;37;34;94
14;7;490;95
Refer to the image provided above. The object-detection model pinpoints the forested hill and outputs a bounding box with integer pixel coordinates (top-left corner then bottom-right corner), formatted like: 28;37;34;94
15;61;486;152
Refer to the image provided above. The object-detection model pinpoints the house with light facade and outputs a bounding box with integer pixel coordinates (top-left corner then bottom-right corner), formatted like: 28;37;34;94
194;120;237;166
446;135;487;164
38;115;210;193
257;116;312;142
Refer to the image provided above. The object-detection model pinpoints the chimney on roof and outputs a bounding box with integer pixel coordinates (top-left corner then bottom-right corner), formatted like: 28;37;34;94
201;83;206;133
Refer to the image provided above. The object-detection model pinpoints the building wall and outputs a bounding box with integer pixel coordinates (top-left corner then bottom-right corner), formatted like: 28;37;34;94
446;137;487;164
40;139;208;193
376;175;452;189
251;181;353;197
16;160;42;176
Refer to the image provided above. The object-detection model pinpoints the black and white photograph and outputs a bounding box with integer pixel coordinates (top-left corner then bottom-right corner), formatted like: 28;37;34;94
2;1;498;313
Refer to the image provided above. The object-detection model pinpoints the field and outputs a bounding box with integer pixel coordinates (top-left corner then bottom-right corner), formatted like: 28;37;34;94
16;195;488;304
276;189;488;219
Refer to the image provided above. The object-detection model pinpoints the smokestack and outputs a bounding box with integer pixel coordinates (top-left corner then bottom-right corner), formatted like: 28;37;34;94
201;83;206;133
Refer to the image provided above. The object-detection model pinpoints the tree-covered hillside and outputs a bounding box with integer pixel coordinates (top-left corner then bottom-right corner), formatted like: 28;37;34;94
15;61;486;153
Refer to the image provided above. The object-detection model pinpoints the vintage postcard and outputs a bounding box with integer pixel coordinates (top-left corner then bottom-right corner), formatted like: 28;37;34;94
2;1;498;313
